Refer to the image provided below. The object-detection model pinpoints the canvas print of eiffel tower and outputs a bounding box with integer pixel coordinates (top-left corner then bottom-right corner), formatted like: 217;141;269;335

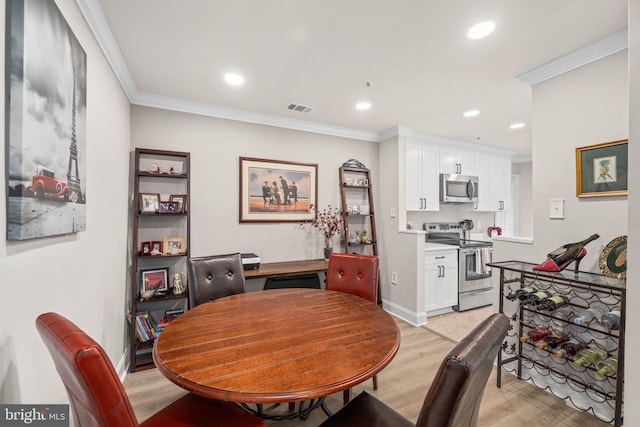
5;0;87;240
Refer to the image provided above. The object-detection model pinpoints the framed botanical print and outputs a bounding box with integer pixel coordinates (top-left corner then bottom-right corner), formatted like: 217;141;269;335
576;140;628;198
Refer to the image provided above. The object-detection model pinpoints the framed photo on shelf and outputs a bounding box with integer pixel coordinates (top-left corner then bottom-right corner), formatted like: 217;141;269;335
163;237;187;255
140;241;151;256
151;241;163;255
239;157;318;223
139;193;160;213
169;194;187;212
140;268;169;293
159;201;179;213
576;139;628;198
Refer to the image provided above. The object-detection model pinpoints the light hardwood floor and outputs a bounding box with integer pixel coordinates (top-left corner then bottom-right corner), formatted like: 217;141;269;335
124;316;611;426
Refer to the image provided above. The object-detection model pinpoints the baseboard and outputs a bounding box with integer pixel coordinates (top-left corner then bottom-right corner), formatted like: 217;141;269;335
381;299;426;326
116;347;129;382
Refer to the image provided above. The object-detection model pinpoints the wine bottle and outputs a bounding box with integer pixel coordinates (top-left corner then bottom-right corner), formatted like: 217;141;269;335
601;307;621;330
521;290;552;306
506;286;537;301
573;302;608;325
520;327;550;343
596;357;618;378
537;295;570;311
535;332;569;350
533;234;600;272
554;337;587;358
573;347;608;367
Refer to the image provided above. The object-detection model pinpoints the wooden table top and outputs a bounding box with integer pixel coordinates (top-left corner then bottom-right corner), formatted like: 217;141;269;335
153;288;400;404
243;259;328;279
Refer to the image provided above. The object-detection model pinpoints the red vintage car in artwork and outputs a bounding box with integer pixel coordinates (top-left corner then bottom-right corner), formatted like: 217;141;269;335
30;165;78;202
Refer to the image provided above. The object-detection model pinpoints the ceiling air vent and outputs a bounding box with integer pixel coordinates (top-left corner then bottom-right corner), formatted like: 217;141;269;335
285;103;315;114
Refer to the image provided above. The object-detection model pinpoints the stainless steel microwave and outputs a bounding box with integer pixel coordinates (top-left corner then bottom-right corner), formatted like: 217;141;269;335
440;174;479;203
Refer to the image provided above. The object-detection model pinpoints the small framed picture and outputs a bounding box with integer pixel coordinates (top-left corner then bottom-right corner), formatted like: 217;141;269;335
164;237;187;255
159;201;179;213
151;241;163;255
141;268;169;293
170;194;187;213
359;205;370;215
140;241;151;256
139;193;160;213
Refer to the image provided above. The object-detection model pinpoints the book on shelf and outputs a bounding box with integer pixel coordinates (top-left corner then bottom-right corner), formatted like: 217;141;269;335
135;311;157;342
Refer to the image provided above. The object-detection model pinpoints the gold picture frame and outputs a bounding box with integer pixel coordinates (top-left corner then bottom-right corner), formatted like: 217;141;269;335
239;157;318;223
163;237;187;255
576;139;628;198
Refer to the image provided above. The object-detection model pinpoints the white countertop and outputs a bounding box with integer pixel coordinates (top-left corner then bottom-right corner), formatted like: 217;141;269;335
425;242;459;251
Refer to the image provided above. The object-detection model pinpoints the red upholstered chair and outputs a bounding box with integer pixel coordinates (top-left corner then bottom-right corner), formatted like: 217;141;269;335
187;253;246;308
36;312;264;427
318;313;510;427
325;252;380;403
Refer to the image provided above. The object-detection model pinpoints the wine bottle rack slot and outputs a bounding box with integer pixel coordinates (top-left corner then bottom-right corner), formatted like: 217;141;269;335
490;260;625;426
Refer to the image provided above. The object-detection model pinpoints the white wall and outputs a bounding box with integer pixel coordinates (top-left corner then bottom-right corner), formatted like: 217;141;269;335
494;51;629;268
0;0;131;405
130;105;380;262
512;161;533;237
624;0;639;421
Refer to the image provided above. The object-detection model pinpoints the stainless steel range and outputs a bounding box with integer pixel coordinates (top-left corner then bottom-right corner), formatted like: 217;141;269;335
424;222;494;311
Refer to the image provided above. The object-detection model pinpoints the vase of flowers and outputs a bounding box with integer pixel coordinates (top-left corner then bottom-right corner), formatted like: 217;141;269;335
307;205;343;259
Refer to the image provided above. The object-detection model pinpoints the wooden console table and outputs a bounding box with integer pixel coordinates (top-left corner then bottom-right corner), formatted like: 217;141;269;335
243;259;328;280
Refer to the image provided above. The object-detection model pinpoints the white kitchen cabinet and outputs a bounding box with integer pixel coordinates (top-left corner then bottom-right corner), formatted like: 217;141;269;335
425;249;458;313
407;142;439;211
474;153;511;212
439;149;474;175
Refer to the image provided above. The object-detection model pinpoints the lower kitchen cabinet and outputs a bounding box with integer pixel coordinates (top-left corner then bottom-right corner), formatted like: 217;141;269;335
425;248;458;314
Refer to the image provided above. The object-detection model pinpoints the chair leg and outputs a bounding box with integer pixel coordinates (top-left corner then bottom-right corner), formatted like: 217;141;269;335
288;402;295;411
373;374;378;390
342;388;352;405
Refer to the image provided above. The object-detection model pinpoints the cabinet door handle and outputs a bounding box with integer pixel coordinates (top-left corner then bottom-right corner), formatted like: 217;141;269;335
435;256;445;259
441;265;445;278
499;200;504;210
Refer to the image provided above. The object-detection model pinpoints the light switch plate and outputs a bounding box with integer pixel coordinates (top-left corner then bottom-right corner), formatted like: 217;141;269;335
549;198;564;219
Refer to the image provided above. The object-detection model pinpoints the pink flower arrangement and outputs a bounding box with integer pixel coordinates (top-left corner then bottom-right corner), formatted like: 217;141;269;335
308;204;343;247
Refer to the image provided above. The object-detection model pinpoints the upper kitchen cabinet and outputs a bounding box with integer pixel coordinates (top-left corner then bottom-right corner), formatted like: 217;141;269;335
439;148;474;175
407;142;439;211
475;153;512;212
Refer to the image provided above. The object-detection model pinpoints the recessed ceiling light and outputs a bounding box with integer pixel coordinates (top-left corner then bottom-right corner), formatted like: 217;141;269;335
463;110;480;118
356;102;371;111
224;73;245;86
509;123;526;129
467;21;495;39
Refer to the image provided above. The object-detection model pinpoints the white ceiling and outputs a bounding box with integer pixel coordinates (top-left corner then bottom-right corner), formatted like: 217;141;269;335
89;0;628;158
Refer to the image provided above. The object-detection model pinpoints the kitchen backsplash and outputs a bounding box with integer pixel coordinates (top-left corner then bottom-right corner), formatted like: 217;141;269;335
406;205;495;235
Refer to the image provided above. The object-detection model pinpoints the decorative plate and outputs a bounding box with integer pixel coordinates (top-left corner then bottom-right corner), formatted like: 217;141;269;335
599;235;627;279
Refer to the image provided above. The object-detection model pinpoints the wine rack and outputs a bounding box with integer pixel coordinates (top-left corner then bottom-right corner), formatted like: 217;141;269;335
489;261;625;426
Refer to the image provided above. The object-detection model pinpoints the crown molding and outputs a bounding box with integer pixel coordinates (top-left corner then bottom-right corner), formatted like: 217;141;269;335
75;0;138;102
134;92;381;142
517;29;628;86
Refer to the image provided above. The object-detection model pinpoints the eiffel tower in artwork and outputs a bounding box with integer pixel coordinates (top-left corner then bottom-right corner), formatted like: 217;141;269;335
66;48;83;204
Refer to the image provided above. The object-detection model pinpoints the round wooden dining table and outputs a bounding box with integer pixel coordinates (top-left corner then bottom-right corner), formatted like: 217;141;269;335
153;288;400;413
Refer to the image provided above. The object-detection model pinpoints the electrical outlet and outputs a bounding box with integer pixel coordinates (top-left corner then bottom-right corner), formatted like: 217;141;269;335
391;271;398;285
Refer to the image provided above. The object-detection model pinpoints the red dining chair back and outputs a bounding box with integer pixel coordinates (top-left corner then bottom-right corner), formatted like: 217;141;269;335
325;253;379;303
36;312;264;427
325;252;380;403
318;313;510;427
